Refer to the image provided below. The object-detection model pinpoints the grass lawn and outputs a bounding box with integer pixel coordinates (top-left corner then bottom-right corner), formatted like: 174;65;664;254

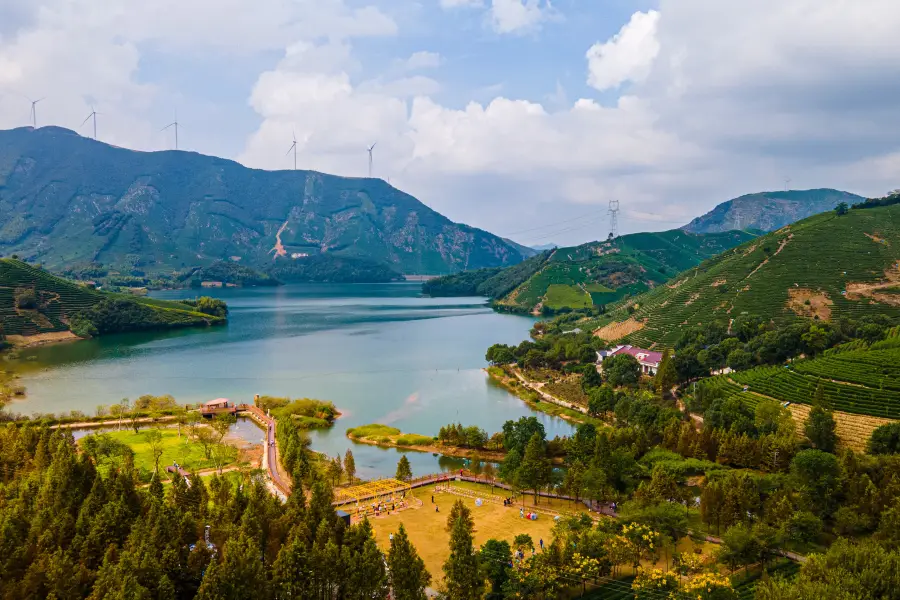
544;284;592;310
368;482;595;583
368;481;716;586
81;427;238;475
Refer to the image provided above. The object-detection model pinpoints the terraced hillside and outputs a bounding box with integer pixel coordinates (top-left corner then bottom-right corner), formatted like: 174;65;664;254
696;337;900;450
0;259;223;339
424;230;754;313
590;203;900;347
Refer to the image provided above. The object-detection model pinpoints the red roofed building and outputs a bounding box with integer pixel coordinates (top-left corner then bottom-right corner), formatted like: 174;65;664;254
597;345;665;376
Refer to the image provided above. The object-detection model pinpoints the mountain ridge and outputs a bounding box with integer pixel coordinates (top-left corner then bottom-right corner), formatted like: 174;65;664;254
424;228;756;314
682;188;864;234
0;126;533;278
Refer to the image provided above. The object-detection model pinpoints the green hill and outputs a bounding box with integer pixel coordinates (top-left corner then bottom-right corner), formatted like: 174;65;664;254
0;127;532;279
588;202;900;347
425;230;755;314
682;188;863;234
0;259;223;340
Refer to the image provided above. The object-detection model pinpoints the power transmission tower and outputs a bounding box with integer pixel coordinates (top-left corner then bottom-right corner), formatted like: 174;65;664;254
607;200;620;241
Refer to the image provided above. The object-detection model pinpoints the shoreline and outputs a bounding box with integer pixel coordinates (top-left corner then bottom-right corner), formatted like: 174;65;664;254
346;432;508;462
484;365;604;427
6;331;82;349
346;430;566;465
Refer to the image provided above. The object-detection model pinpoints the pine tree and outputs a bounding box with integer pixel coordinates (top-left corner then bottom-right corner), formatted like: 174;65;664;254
442;508;484;600
805;405;838;453
195;532;269;600
344;449;356;485
327;456;343;487
388;525;430;600
395;455;413;482
518;432;551;504
446;499;474;533
653;349;676;397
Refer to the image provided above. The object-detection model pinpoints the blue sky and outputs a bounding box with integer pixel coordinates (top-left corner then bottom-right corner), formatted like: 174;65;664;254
1;0;899;247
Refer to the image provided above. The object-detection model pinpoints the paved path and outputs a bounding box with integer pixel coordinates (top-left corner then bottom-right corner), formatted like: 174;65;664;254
508;366;589;415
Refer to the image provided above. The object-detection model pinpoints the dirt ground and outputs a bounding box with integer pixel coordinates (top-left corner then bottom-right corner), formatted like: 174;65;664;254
786;288;833;320
367;482;594;583
594;318;645;341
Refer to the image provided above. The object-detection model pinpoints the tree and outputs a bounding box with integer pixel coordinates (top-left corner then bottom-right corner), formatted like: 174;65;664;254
144;428;165;476
804;405;837;453
195;532;269;600
442;504;484;600
835;202;849;215
328;455;343;487
602;354;642;387
518;433;551;504
719;524;761;573
501;416;545;454
755;399;791;436
446;500;474;534
672;353;707;383
480;539;511;600
790;450;840;515
395;455;413;482
388;525;430;600
588;385;616;417
653;349;676;397
211;413;236;444
868;422;900;455
344;449;357;484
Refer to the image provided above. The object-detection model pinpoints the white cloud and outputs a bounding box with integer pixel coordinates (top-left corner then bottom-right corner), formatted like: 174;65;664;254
586;10;659;91
403;51;442;70
439;0;483;7
489;0;548;35
0;0;396;152
5;0;900;246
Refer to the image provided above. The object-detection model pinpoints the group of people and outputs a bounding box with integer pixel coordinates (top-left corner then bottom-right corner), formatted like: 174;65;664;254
502;497;514;506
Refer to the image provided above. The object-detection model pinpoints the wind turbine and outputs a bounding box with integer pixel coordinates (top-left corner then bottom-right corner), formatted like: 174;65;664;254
367;142;376;178
29;97;44;128
81;106;99;139
286;131;298;170
161;111;180;150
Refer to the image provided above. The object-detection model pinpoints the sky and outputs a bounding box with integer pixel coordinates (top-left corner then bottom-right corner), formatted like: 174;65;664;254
1;0;899;247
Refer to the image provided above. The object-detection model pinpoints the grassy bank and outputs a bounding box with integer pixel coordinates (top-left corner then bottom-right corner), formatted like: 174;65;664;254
346;424;509;461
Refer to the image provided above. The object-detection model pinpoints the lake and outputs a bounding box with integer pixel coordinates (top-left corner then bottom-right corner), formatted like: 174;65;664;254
9;283;575;478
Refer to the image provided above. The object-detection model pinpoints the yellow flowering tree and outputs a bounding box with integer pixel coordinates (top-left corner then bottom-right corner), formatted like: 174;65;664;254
632;568;679;600
681;572;738;600
674;551;707;577
621;523;660;570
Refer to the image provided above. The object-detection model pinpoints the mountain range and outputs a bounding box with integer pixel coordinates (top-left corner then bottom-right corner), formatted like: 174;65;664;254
682;189;863;234
0;127;532;279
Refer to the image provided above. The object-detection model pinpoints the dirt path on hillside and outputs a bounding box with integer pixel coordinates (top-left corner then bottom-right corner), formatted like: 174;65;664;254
745;234;793;280
270;219;289;258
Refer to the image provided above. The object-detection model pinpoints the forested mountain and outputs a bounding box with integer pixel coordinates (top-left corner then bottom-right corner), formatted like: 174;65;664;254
587;200;900;346
682;188;863;234
424;229;755;314
0;127;533;279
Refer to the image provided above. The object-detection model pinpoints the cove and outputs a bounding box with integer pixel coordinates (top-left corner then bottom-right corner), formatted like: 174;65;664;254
10;283;575;478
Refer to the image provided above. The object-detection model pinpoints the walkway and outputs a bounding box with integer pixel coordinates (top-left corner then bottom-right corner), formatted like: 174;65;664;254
509;366;589;415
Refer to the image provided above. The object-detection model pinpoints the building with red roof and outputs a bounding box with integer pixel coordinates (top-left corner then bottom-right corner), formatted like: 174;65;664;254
597;345;666;376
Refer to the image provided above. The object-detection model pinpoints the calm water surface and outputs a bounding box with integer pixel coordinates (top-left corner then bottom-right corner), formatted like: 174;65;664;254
11;283;574;478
